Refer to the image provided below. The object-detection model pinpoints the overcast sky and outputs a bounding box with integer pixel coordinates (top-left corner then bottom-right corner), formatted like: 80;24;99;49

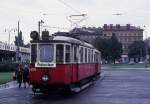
0;0;150;44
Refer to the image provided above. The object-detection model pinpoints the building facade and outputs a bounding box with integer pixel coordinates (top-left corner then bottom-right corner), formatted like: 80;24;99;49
54;25;143;63
70;27;103;44
0;42;30;63
102;24;143;63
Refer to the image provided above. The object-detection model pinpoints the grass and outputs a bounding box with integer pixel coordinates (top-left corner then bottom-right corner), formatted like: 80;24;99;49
102;63;150;68
0;72;13;85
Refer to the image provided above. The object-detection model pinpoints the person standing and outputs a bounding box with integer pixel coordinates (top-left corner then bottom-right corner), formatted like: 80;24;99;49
23;64;29;88
16;64;23;88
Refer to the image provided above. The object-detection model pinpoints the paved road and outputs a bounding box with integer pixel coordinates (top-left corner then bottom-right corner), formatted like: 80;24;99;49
1;69;150;104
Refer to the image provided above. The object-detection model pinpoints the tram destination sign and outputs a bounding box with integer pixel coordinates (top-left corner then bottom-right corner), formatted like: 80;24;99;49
35;62;56;68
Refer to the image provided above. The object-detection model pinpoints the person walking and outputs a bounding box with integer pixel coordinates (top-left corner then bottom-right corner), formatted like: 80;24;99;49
16;64;23;88
23;64;29;88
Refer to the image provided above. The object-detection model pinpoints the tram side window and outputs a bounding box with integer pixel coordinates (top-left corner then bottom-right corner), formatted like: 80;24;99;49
85;48;87;63
74;46;78;63
56;45;64;63
91;50;93;63
90;50;92;63
88;49;90;63
95;52;98;63
31;44;37;63
98;53;101;63
65;45;71;63
80;47;83;63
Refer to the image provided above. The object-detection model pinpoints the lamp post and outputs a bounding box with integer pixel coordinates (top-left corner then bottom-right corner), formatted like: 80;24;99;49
4;28;17;45
16;21;21;63
144;25;148;68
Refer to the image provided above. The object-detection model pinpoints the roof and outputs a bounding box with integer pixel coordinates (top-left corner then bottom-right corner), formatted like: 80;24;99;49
31;35;94;48
103;24;143;31
53;36;94;48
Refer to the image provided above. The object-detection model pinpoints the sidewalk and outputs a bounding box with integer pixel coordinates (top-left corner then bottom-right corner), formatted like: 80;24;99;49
0;81;18;90
102;66;150;70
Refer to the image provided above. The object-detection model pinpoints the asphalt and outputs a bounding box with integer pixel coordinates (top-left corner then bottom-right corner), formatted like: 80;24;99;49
1;69;150;104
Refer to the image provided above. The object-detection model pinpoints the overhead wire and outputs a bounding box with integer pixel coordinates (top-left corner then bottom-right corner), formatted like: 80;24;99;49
57;0;80;14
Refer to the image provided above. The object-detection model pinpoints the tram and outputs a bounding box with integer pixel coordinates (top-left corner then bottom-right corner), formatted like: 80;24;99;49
29;30;101;93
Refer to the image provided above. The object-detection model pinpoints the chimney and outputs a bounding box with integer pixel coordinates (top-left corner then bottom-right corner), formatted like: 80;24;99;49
116;24;120;29
110;24;113;29
103;24;107;29
126;24;130;29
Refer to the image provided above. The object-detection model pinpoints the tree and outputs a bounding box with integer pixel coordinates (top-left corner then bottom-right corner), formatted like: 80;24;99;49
94;35;122;64
109;34;122;63
94;37;110;61
128;41;146;62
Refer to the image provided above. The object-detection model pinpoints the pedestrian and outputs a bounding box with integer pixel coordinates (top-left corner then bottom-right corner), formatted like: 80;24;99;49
16;64;23;88
23;64;29;88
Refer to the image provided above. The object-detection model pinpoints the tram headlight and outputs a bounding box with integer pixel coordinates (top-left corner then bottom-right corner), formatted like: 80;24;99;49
30;31;39;40
42;75;49;81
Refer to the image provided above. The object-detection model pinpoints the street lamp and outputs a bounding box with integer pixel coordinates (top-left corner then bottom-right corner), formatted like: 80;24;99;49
4;28;17;45
144;25;148;68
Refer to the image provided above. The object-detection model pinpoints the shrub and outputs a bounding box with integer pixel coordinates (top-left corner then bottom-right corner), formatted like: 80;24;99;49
0;62;18;72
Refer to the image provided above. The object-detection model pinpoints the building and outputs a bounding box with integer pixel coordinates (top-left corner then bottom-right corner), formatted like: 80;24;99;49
54;24;143;63
0;42;30;63
69;27;103;44
102;24;143;63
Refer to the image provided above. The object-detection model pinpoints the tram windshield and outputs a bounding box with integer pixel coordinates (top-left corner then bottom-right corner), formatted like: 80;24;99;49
39;44;54;62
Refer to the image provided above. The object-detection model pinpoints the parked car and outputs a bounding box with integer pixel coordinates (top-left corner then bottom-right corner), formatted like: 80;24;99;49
128;61;135;65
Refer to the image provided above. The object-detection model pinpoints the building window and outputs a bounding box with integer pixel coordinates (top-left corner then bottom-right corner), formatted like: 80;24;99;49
112;33;116;36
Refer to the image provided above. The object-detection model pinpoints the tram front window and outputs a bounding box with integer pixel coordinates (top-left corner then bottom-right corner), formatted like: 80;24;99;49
39;44;54;62
31;44;37;63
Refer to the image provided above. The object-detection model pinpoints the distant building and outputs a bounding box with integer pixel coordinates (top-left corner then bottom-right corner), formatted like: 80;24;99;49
53;27;103;44
70;27;103;43
102;24;143;63
0;42;30;63
14;31;24;46
54;25;143;63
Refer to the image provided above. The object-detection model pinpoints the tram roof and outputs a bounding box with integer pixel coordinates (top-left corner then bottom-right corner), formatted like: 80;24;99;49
31;35;94;48
54;36;93;47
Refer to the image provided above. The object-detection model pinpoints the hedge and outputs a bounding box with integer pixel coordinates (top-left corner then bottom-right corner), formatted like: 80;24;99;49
0;62;18;72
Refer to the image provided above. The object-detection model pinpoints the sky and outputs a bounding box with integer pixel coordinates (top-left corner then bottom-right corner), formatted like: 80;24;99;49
0;0;150;44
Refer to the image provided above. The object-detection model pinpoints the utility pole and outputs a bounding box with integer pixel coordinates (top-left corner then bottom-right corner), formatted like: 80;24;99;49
38;20;44;36
16;21;20;63
144;25;148;68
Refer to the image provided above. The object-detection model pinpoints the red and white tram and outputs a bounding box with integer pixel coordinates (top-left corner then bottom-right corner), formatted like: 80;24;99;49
29;31;101;93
